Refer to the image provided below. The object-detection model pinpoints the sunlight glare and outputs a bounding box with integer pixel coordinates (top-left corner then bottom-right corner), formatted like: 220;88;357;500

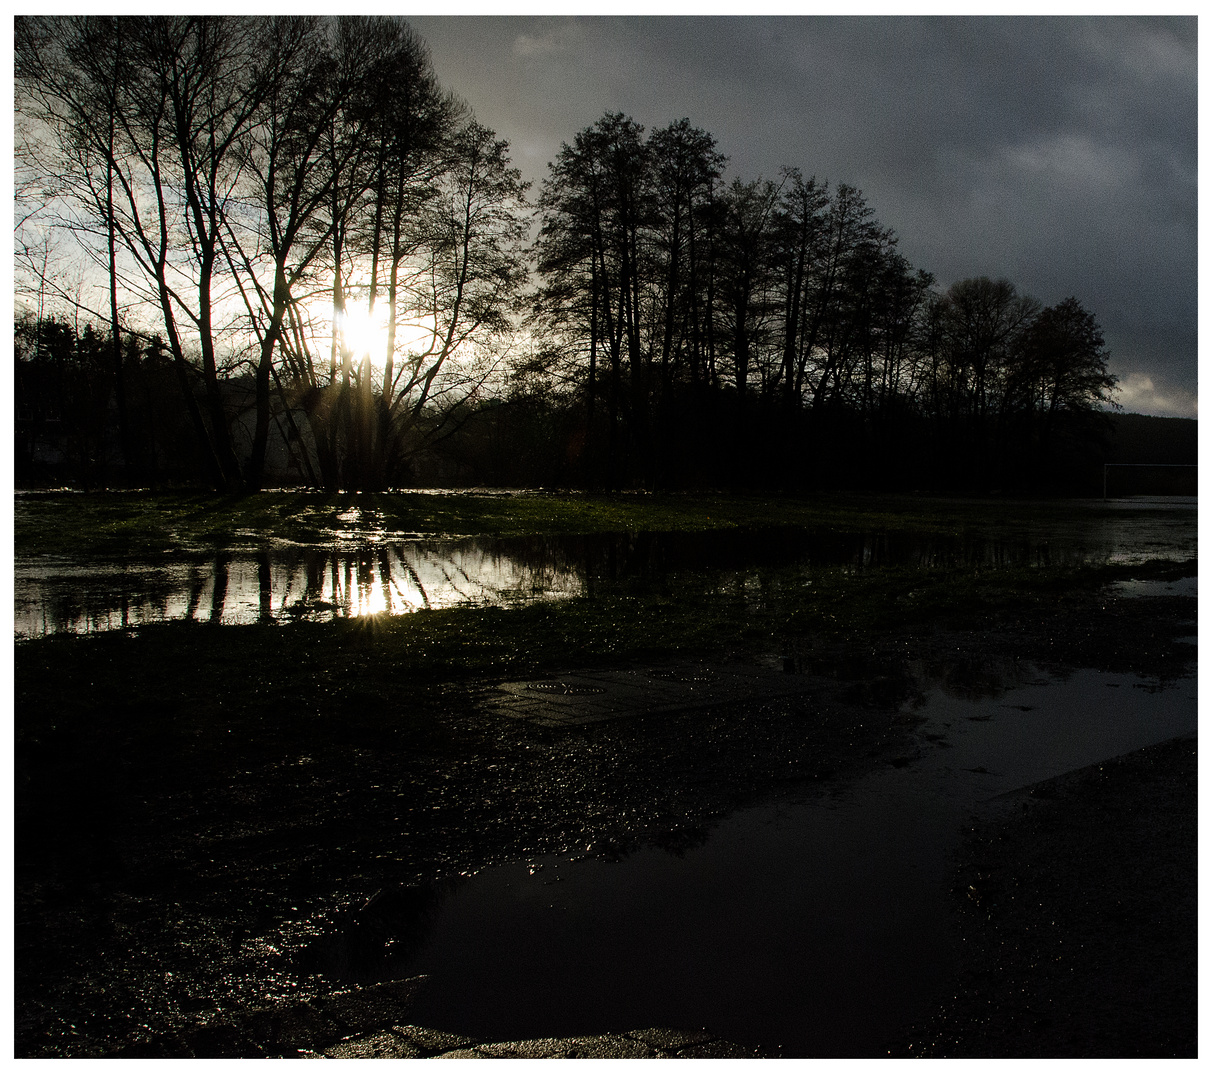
333;301;439;374
337;306;390;362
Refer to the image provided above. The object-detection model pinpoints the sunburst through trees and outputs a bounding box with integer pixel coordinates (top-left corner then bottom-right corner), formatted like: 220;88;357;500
15;15;1118;494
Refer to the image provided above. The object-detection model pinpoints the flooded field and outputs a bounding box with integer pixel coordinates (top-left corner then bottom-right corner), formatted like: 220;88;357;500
13;496;1198;639
307;665;1197;1056
13;492;1198;1057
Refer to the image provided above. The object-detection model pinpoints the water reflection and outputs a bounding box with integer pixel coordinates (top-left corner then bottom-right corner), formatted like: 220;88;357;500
14;539;584;639
303;667;1197;1056
15;513;1198;640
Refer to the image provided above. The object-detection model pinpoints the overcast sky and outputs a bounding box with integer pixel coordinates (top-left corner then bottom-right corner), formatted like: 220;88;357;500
405;14;1197;419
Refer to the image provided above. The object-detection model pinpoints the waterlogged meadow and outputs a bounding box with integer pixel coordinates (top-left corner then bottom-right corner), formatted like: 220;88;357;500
13;490;1198;1057
13;491;1198;641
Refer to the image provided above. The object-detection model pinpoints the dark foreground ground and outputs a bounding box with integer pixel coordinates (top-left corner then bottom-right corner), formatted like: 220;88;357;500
903;732;1196;1057
15;554;1196;1058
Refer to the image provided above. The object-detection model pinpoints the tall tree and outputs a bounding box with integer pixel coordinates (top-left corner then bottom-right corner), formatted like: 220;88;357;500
373;120;531;486
1013;296;1118;463
773;169;829;403
715;176;781;403
803;184;885;412
220;16;347;491
647;119;726;403
920;277;1041;484
535;112;650;486
16;17;140;478
342;17;463;489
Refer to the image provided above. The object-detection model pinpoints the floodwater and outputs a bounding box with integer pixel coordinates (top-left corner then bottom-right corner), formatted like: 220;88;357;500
307;664;1198;1057
12;497;1198;639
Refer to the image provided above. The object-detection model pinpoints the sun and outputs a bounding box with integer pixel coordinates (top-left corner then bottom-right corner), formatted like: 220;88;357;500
337;305;390;362
335;303;438;367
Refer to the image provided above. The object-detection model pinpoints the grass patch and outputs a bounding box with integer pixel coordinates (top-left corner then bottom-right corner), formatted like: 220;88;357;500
15;486;1197;561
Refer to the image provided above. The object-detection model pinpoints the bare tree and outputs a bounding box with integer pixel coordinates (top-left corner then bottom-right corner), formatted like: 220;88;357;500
375;120;530;484
220;16;361;490
19;15;531;492
715;175;782;403
16;16;289;490
535;113;651;486
16;17;141;475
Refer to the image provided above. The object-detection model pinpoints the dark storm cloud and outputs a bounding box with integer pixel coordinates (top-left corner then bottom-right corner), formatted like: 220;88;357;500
408;15;1197;416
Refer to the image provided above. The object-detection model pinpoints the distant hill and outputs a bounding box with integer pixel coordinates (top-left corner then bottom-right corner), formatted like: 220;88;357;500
1104;413;1197;465
1099;412;1196;496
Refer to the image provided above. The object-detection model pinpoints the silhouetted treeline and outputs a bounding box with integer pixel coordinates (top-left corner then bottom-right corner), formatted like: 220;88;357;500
1098;413;1197;496
15;315;200;487
1104;413;1197;465
14;17;1149;495
16;312;1191;495
527;113;1121;492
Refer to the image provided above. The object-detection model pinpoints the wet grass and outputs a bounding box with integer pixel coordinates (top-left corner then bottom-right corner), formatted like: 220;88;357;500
16;557;1187;774
15;484;1195;791
14;487;1193;560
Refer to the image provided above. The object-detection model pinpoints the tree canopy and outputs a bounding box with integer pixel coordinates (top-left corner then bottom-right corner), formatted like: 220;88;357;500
15;16;1119;494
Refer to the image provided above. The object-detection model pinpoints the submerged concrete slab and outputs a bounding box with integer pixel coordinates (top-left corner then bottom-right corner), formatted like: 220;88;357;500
489;661;821;727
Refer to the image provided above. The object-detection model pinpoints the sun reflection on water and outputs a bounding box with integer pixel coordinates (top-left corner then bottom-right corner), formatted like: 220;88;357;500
14;508;1198;641
15;541;585;639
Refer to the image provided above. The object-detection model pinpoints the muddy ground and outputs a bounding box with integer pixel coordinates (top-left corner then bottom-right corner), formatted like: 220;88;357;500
14;575;1197;1058
901;732;1196;1057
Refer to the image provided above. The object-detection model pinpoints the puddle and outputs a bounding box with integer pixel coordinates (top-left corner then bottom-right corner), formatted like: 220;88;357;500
303;667;1197;1057
13;540;585;639
13;503;1199;639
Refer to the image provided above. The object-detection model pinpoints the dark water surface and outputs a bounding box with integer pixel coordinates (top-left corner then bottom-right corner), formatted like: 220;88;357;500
307;665;1196;1057
14;497;1198;639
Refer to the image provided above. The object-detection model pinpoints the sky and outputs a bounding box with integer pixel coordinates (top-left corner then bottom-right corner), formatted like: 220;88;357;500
404;13;1198;419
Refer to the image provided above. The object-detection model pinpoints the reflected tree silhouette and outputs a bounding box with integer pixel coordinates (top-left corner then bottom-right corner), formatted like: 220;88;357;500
17;522;1188;641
